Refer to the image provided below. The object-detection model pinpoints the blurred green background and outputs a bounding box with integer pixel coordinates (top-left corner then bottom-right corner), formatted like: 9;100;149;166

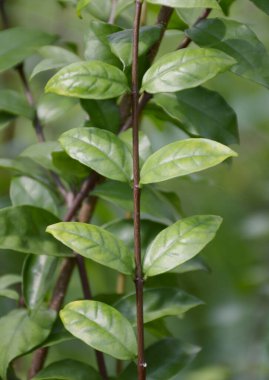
1;1;269;379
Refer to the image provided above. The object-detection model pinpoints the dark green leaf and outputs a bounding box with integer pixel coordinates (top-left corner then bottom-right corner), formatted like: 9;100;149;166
52;151;90;183
249;0;269;15
22;255;58;309
143;215;222;277
119;338;200;380
46;61;129;100
60;300;137;360
142;48;236;93
43;318;73;348
108;25;162;68
0;308;56;380
154;87;239;145
0;206;71;257
140;138;237;184
186;18;269;88
219;0;236;15
47;222;134;274
146;0;220;8
10;176;60;217
33;359;101;380
84;21;121;66
59;127;133;182
114;287;203;325
0;90;34;119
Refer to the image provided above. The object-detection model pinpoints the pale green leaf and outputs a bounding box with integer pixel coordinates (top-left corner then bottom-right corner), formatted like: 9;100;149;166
146;0;221;9
0;289;19;301
249;0;269;15
20;142;62;171
37;93;77;123
77;0;92;17
45;61;129;100
140;138;237;184
0;274;21;301
59;127;133;182
0;308;56;380
47;222;134;274
60;300;137;360
143;215;222;277
0;90;34;119
119;129;152;164
142;48;236;94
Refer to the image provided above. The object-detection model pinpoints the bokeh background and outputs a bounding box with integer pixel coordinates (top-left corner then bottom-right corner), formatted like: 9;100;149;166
1;1;269;379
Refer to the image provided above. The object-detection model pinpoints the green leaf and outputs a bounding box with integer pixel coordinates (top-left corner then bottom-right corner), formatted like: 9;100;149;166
142;48;236;93
186;18;269;88
249;0;269;15
0;112;15;130
46;61;129;100
59;127;133;182
10;176;60;217
22;255;58;309
0;289;19;301
114;287;203;325
146;0;220;8
171;256;210;274
219;0;236;15
0;274;21;301
60;300;137;360
20;142;62;171
85;0;112;21
52;151;90;183
47;222;134;274
0;308;56;380
119;129;152;164
42;318;73;348
140;138;237;184
119;338;199;380
33;359;101;380
154;87;239;145
143;215;222;277
84;21;121;66
0;206;71;257
31;45;80;79
0;90;34;119
37;93;77;124
0;27;56;73
77;0;92;17
80;98;121;133
108;25;162;68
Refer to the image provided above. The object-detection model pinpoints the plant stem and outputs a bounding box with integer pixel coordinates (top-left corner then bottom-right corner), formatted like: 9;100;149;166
108;0;117;24
132;2;146;379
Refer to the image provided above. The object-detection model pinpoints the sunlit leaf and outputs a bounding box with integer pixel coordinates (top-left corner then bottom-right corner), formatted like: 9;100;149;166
146;0;220;8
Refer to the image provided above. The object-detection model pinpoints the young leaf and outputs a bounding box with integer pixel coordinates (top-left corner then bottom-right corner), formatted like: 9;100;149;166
22;255;58;310
140;138;237;184
114;287;203;325
0;274;21;301
119;338;199;380
249;0;269;15
45;61;129;100
0;27;56;73
146;0;221;9
77;0;92;17
84;21;121;66
10;176;60;217
32;359;101;380
186;18;269;88
59;127;133;182
154;87;239;145
0;206;71;257
108;25;162;68
0;308;56;380
142;48;236;93
47;222;134;274
60;300;137;360
143;215;222;277
0;90;34;120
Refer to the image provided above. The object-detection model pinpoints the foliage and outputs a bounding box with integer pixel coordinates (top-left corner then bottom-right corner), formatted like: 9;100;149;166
0;0;268;379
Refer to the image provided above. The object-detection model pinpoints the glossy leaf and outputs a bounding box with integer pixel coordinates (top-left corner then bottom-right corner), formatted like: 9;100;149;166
60;300;137;360
23;255;58;309
0;308;56;380
154;87;239;145
10;176;60;217
33;359;101;380
84;21;121;66
142;48;235;93
46;61;129;100
108;25;162;68
31;45;79;79
140;138;237;184
0;27;56;73
0;274;21;301
114;287;203;325
146;0;220;8
249;0;269;15
119;338;199;380
59;127;133;182
0;90;34;120
143;215;222;277
0;206;71;257
186;18;269;88
47;222;134;274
